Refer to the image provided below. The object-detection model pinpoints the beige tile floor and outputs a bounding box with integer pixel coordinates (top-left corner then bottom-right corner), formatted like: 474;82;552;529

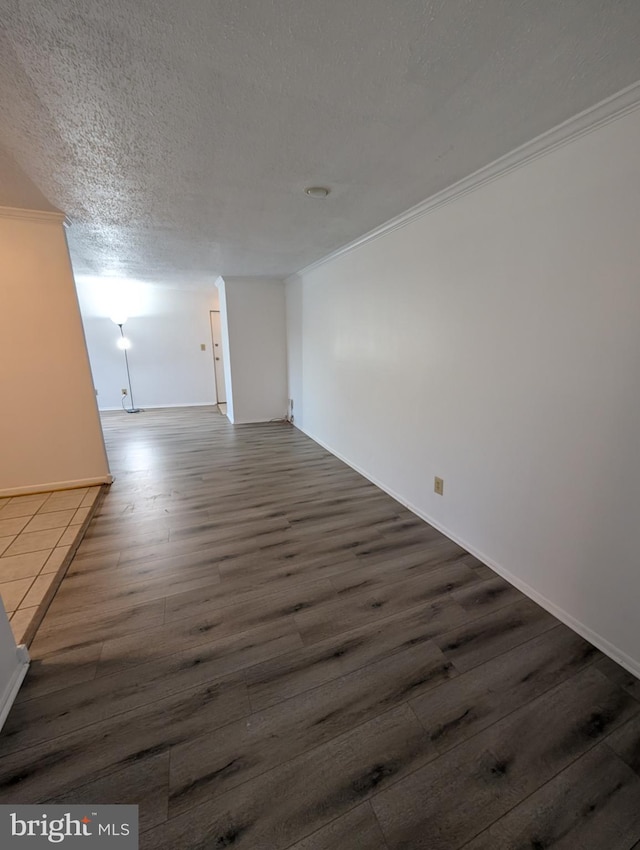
0;487;103;645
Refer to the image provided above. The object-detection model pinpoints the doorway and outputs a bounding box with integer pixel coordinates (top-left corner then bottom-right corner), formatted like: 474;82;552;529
209;310;227;413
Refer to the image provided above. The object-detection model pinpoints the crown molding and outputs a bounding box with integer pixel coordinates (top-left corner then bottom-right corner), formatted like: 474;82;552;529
0;205;66;224
293;79;640;279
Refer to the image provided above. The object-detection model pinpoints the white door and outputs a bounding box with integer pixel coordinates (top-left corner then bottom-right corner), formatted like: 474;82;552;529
209;311;227;404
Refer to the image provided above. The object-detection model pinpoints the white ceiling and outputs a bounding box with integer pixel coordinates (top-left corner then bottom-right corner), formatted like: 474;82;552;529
2;0;640;285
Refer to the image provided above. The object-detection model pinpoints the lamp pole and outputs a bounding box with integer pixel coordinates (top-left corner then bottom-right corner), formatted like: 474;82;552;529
117;323;141;414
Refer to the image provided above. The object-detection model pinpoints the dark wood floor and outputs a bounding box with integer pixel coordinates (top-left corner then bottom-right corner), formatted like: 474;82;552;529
2;407;640;849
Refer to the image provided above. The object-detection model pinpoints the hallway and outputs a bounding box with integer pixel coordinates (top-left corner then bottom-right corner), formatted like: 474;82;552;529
1;407;639;849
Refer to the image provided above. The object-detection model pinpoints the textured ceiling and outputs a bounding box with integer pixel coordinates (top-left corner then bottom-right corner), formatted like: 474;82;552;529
2;1;640;285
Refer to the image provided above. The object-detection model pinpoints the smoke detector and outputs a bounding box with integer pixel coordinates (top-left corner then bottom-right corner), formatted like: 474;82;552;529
304;186;330;198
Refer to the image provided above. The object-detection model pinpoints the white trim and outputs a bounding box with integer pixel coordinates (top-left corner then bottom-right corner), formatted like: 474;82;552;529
296;422;640;680
0;476;113;498
0;645;30;733
294;79;640;278
0;205;65;224
231;417;289;425
98;402;217;411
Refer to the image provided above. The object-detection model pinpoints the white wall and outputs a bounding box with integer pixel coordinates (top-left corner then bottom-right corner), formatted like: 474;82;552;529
0;211;111;495
287;105;640;675
222;277;288;424
76;280;219;410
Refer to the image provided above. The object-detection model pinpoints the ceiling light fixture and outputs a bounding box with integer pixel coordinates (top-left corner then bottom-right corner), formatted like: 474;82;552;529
304;186;330;198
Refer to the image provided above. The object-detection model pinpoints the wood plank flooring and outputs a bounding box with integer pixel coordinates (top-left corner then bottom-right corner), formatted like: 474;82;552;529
2;406;640;849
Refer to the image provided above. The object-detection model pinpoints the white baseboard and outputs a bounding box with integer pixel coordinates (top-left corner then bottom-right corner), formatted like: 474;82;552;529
98;402;217;411
0;645;30;733
297;423;640;680
231;416;289;425
0;476;113;498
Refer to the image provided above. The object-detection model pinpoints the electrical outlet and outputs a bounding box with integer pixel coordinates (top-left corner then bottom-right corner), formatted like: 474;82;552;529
121;388;128;396
434;476;444;496
200;343;206;351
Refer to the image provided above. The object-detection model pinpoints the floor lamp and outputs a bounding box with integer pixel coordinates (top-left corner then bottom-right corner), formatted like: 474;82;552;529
112;316;141;413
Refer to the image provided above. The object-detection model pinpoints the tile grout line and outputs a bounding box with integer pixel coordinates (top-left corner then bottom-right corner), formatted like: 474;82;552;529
0;486;105;645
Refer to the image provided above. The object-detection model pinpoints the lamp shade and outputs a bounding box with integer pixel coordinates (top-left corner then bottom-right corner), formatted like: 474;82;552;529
110;313;129;326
